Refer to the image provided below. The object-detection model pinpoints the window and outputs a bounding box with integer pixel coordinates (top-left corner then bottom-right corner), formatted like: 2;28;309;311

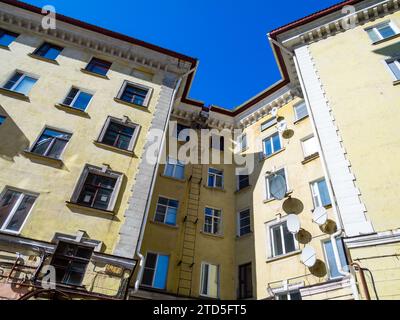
0;29;18;47
263;132;282;157
265;168;288;201
0;115;5;125
302;135;319;158
98;117;139;152
51;241;93;287
141;252;169;290
207;168;223;188
85;57;112;76
238;133;247;151
366;21;398;42
3;72;38;95
386;58;400;81
261;117;277;132
294;102;308;121
164;157;185;180
200;263;219;298
311;179;331;208
30;128;71;159
275;290;302;300
154;197;179;226
238;263;252;299
268;221;296;258
238;209;251;237
63;88;93;111
117;81;151;107
323;238;349;279
204;207;222;235
176;123;191;142
238;175;250;190
33;42;63;60
72;165;122;211
0;188;37;233
211;135;225;151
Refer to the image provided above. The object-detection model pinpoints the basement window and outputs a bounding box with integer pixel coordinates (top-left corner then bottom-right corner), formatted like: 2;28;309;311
30;128;72;160
51;241;93;287
366;21;399;43
141;252;169;290
32;42;63;60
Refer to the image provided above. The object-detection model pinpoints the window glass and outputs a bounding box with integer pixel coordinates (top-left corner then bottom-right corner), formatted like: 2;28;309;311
86;58;112;76
269;221;296;257
120;84;148;106
387;60;400;80
238;209;251;236
261;117;277;131
101;120;136;151
201;263;219;298
34;42;63;60
31;128;71;159
324;238;348;279
0;29;18;47
263;132;281;157
294;102;308;120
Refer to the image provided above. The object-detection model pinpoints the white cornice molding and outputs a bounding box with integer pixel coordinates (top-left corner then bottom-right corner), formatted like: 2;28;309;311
344;229;400;248
0;5;191;75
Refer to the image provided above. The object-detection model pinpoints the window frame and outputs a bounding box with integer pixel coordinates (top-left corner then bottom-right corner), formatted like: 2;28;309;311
238;263;253;299
0;187;38;234
207;168;224;189
301;134;319;158
365;20;399;43
29;126;72;160
262;131;282;157
97;116;141;152
237;208;251;237
200;262;220;299
322;237;349;280
61;86;94;111
141;251;170;290
154;196;179;226
275;290;302;300
265;217;299;259
163;157;185;180
265;167;289;201
310;178;332;208
0;28;19;47
2;70;38;96
203;207;222;236
238;133;247;151
85;57;112;76
261;117;277;132
384;57;400;81
293;101;308;122
116;80;153;108
70;164;123;212
32;42;63;61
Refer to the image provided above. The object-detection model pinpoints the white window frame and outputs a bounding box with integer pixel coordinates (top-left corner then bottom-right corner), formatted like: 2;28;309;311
97;116;141;152
262;131;282;157
261;117;277;132
301;135;319;158
163;157;185;180
384;57;400;81
274;289;302;300
200;262;220;298
365;20;399;42
293;101;308;121
237;208;251;237
322;238;348;280
207;168;224;189
154;196;179;226
62;86;94;111
117;80;153;107
265;217;299;259
310;178;331;208
70;164;123;212
140;251;170;289
0;187;38;235
2;70;39;96
28;126;72;160
265;167;289;201
203;207;222;235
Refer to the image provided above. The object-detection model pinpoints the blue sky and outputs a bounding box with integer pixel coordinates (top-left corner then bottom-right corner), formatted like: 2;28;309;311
25;0;340;109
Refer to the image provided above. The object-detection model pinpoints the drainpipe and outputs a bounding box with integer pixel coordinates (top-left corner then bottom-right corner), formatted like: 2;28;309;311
131;65;198;296
268;35;359;300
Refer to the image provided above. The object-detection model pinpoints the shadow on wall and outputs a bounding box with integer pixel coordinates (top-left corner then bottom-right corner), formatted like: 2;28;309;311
0;105;30;162
372;41;400;58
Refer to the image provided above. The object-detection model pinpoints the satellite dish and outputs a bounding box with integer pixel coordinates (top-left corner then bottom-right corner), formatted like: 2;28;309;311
277;120;288;133
287;214;301;234
313;207;328;226
269;174;287;201
301;246;317;267
270;107;279;117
